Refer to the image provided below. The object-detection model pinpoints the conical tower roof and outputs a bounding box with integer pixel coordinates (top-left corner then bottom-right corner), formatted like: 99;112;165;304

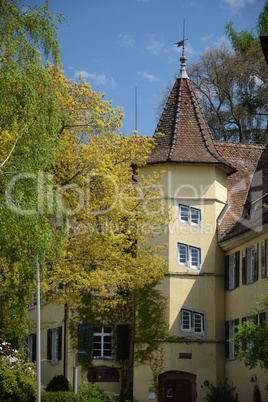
147;54;236;174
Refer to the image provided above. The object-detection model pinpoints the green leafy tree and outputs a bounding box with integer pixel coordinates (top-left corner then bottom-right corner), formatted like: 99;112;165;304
204;379;238;402
225;1;268;53
0;0;66;346
233;294;268;389
187;43;268;143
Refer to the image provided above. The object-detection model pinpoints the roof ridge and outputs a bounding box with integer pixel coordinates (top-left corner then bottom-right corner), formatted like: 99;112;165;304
168;80;182;160
187;81;228;166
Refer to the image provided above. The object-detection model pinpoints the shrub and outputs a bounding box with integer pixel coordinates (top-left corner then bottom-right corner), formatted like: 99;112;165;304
0;341;37;401
41;391;85;401
45;374;72;392
204;378;238;402
78;381;116;401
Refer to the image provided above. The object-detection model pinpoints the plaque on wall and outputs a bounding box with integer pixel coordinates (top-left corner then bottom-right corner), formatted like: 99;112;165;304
87;366;120;382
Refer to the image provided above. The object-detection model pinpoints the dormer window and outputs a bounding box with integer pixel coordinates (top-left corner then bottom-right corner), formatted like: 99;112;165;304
179;204;201;226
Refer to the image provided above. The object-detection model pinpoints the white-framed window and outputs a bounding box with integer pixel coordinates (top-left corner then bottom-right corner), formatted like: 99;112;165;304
225;318;239;360
225;252;240;291
93;326;113;359
178;243;201;269
180;308;205;336
181;310;191;332
179;204;201;226
242;244;258;284
229;255;236;290
52;328;60;363
193;312;204;334
47;326;62;364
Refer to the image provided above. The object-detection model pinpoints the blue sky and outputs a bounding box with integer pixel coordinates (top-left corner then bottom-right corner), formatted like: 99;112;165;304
30;0;266;136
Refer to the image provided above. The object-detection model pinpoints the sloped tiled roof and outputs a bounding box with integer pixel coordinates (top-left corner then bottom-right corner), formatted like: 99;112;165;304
217;143;265;239
147;77;235;174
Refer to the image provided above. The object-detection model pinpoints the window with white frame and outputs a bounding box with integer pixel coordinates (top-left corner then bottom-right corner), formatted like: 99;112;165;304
229;255;236;289
180;308;205;336
242;244;258;285
47;326;62;363
93;326;113;358
225;318;239;359
178;243;201;269
179;204;201;226
225;251;240;291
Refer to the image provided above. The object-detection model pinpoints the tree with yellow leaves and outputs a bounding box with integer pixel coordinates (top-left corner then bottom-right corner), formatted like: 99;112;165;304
40;72;170;400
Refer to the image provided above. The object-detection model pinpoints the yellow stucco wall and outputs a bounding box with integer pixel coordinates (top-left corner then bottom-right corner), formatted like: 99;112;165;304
28;304;122;395
132;163;228;401
224;231;268;402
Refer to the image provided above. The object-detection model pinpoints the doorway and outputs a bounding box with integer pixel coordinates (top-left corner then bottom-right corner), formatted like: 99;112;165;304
253;386;261;402
159;371;196;402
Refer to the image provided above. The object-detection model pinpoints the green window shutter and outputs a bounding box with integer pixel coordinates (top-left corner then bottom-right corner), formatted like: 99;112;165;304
254;243;259;282
265;239;268;278
47;329;52;361
260;312;266;325
234;318;239;353
242;249;247;284
58;326;62;361
241;317;247;350
261;241;266;278
235;251;240;288
116;325;130;360
225;321;229;358
225;256;229;291
32;334;36;363
78;324;91;360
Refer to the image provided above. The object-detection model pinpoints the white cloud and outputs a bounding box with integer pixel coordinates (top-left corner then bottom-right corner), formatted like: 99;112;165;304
137;71;160;82
147;39;168;55
116;34;135;47
200;33;214;42
69;67;117;88
221;0;254;9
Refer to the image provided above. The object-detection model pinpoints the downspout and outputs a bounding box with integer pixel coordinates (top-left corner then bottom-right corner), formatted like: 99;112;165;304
64;304;68;377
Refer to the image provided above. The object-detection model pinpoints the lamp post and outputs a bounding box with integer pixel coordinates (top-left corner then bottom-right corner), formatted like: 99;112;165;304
36;253;41;402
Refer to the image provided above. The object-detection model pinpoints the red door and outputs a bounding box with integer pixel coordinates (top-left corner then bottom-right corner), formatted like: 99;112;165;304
164;379;192;402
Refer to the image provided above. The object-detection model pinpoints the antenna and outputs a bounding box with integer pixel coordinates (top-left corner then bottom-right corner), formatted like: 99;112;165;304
182;18;186;55
174;18;188;52
135;86;137;132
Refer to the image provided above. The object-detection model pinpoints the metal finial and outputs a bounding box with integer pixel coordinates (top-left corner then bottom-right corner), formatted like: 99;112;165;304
174;19;189;79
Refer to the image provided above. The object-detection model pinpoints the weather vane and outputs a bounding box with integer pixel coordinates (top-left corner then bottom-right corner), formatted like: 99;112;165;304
174;19;188;55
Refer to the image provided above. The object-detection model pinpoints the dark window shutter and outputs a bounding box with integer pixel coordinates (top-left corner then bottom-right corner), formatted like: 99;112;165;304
225;321;229;358
47;329;52;361
235;251;240;288
78;324;91;360
242;249;247;285
254;244;259;282
241;317;247;350
58;326;62;361
265;239;268;278
32;334;36;363
116;325;130;360
261;241;266;278
225;256;229;291
260;312;266;325
234;318;239;353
